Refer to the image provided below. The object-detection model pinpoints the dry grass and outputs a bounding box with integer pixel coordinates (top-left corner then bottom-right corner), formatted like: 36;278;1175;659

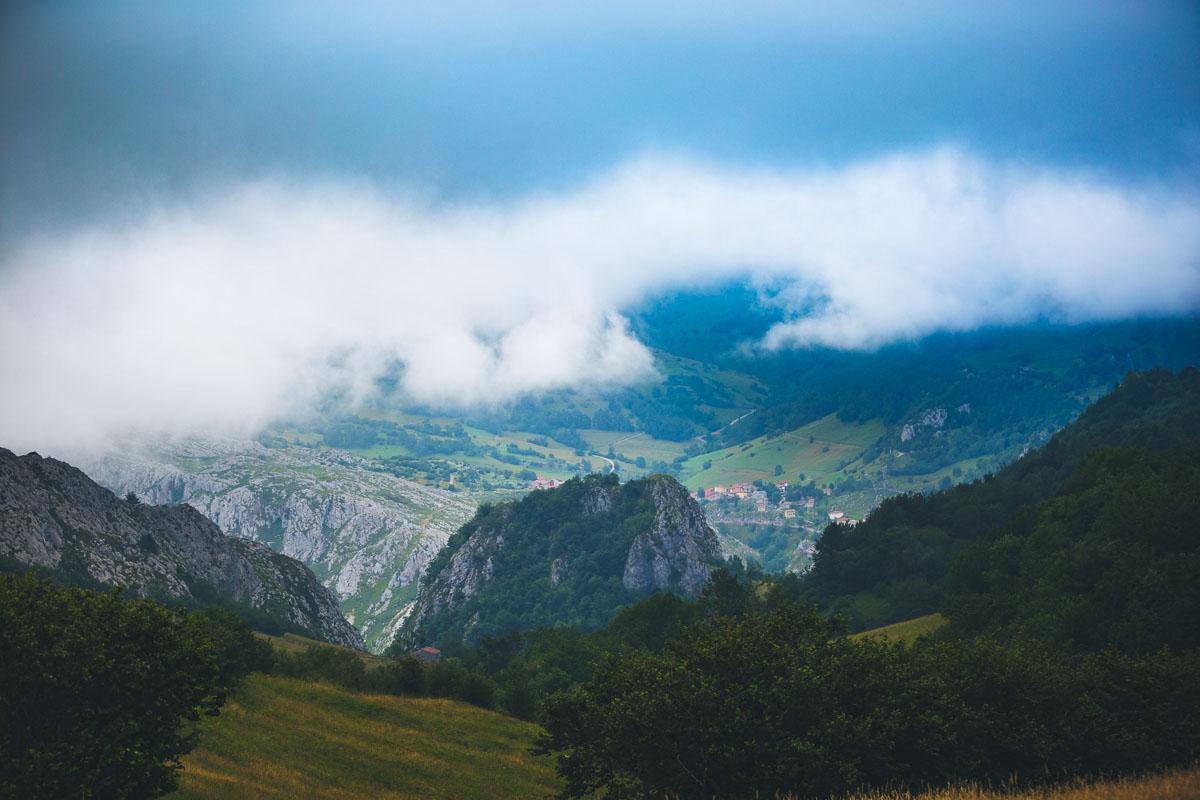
850;613;949;645
168;674;559;799
840;764;1200;800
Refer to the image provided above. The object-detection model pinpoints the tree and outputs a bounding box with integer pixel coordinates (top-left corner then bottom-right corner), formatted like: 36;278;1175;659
537;603;1200;799
0;574;264;799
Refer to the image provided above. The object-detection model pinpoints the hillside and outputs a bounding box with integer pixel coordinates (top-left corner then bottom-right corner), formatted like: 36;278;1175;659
0;447;362;648
257;317;1199;576
945;442;1200;653
80;439;475;651
168;675;558;800
801;368;1200;630
398;473;725;648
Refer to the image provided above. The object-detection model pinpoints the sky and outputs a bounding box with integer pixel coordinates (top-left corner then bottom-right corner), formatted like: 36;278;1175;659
1;1;1199;450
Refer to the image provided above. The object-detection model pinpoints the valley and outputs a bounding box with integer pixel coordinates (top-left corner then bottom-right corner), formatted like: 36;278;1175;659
5;8;1198;797
69;318;1200;651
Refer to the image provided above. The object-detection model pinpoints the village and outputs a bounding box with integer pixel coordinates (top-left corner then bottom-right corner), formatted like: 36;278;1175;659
527;474;860;529
524;472;861;572
694;480;861;527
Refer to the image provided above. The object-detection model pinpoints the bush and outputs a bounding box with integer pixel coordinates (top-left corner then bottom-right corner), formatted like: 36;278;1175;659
537;603;1200;800
0;574;264;799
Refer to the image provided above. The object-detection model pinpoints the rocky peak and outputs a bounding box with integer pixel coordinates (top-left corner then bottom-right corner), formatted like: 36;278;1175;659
0;447;363;649
622;475;723;596
74;440;474;652
398;473;724;647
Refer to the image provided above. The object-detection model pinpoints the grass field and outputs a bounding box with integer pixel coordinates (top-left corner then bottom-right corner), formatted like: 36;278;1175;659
679;413;886;491
851;613;949;645
169;675;559;800
839;763;1200;800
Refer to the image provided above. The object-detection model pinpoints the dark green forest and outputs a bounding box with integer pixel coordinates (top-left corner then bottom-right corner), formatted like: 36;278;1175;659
0;574;272;799
799;368;1200;630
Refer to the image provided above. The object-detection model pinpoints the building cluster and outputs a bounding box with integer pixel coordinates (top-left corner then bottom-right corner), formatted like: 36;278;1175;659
529;476;566;491
693;480;860;526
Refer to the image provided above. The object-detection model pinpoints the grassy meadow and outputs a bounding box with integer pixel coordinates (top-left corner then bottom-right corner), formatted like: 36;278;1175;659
840;763;1200;800
169;675;559;800
680;413;886;491
850;614;949;645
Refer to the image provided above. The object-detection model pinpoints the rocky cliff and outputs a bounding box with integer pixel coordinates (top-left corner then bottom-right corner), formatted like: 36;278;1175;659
398;473;724;648
77;439;475;651
0;447;363;649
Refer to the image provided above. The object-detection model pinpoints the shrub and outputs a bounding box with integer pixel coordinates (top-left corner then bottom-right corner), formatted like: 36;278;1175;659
0;574;263;799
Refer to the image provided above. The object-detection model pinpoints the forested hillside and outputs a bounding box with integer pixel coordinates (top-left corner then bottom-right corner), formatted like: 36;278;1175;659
396;473;725;648
800;368;1200;630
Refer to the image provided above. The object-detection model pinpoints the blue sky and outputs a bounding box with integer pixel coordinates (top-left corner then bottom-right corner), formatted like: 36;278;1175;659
3;1;1198;241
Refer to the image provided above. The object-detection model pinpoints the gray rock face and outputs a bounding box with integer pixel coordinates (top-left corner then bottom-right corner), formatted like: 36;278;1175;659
901;406;950;442
621;476;723;596
76;439;474;652
0;447;363;649
400;474;723;646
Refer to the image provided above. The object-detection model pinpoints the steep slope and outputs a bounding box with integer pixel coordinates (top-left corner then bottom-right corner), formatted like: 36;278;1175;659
169;675;559;800
0;447;363;649
945;443;1200;653
399;473;725;648
801;368;1200;630
80;439;474;650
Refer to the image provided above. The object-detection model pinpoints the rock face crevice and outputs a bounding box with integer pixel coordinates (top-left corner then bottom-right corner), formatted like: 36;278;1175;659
77;440;474;651
622;476;722;596
0;447;363;649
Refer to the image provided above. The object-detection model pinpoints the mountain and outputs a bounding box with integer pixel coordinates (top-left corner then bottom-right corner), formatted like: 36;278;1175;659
397;473;725;648
271;314;1199;574
79;439;475;651
799;368;1200;630
0;447;363;649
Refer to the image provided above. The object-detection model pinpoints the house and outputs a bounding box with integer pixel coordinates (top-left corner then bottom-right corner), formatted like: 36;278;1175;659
775;481;789;491
804;497;816;508
413;646;442;664
529;477;564;491
828;510;845;521
783;508;797;519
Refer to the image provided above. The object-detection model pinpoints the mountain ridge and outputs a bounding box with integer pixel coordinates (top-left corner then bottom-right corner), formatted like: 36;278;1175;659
77;439;474;651
0;446;363;649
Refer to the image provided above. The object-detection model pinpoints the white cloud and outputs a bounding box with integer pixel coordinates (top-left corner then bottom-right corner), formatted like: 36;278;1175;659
1;147;1197;452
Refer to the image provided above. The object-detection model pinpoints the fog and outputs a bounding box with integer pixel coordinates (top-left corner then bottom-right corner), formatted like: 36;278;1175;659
1;148;1197;452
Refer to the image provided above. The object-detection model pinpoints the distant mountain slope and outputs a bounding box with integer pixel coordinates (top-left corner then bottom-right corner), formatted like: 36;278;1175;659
398;473;725;648
0;447;362;649
801;368;1200;630
80;440;475;651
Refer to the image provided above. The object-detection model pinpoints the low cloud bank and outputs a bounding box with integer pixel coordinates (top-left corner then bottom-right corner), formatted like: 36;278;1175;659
1;148;1197;451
